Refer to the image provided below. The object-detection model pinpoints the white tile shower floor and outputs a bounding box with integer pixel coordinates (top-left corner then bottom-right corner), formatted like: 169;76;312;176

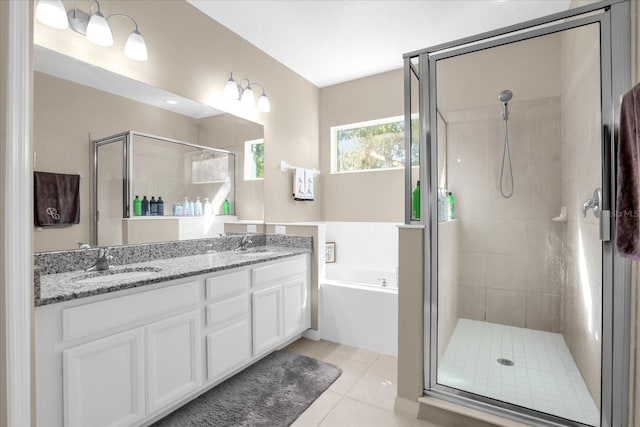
438;319;600;426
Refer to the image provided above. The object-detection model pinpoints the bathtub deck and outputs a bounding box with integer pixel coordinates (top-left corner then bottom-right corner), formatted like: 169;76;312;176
438;319;599;426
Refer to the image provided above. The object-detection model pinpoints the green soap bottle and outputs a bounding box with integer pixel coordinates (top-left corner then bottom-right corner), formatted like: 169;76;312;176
223;199;230;215
447;191;455;220
133;195;142;216
412;181;420;220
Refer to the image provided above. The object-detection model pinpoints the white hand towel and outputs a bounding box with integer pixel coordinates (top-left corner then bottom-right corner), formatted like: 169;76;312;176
293;168;305;200
305;168;315;201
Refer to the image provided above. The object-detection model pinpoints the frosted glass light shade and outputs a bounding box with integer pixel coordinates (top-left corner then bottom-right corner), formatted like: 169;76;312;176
124;29;148;61
257;94;271;112
86;11;113;46
35;0;69;29
224;78;240;100
240;87;255;107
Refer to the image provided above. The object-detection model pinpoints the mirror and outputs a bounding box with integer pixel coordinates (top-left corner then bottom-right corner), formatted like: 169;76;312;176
33;46;265;252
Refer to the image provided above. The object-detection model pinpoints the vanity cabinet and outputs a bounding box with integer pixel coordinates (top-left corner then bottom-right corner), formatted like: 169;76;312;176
145;311;201;413
63;328;145;427
252;256;308;356
204;270;252;382
36;254;310;427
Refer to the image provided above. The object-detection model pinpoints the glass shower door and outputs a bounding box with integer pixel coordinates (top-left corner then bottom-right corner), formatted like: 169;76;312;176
95;137;127;247
404;4;628;423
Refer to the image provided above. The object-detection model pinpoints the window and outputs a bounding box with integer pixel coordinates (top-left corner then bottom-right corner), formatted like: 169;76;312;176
244;139;264;180
331;116;418;174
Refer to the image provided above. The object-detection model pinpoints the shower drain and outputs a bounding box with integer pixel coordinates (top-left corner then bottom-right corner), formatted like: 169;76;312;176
497;358;514;366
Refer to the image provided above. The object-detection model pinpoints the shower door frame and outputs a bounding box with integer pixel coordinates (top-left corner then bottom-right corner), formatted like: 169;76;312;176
404;1;631;426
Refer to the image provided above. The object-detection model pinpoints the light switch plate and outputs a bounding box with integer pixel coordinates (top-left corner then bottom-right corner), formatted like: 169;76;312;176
247;224;257;233
275;225;286;234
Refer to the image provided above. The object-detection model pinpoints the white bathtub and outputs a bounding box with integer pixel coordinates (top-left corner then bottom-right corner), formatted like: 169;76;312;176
320;266;398;356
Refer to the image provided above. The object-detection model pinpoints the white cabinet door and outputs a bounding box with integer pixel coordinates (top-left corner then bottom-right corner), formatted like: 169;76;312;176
283;276;308;337
252;284;283;356
206;318;251;381
145;311;201;414
63;328;145;427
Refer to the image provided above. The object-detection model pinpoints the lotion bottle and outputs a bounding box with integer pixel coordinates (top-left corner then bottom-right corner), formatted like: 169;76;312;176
141;196;149;216
195;197;203;216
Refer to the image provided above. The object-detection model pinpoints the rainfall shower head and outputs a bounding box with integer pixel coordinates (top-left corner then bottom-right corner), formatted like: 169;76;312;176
498;89;513;103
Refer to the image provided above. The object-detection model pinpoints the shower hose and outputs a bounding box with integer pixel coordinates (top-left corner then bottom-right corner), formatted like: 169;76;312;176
500;116;514;198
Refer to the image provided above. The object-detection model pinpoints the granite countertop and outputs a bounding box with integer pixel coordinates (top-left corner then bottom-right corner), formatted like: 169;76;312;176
36;246;309;307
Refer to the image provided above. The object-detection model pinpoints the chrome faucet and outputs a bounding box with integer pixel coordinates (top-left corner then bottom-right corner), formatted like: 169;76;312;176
234;235;253;251
85;247;113;272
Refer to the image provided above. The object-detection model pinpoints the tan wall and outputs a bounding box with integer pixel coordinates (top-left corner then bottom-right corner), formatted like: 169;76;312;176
396;226;424;403
319;69;404;222
560;23;602;406
0;1;7;425
34;0;321;225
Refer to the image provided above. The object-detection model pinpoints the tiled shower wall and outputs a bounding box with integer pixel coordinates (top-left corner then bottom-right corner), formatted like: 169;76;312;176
447;98;563;332
560;23;602;408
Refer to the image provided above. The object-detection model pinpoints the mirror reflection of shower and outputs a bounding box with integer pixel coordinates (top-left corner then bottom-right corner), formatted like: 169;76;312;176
499;89;514;198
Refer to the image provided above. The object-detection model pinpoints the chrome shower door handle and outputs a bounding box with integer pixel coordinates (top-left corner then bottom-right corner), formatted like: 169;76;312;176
582;188;602;218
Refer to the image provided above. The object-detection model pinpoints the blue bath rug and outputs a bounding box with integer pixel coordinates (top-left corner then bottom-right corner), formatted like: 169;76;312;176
151;350;342;427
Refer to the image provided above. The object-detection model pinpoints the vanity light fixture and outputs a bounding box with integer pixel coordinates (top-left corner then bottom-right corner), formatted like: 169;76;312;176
224;72;271;113
35;0;148;61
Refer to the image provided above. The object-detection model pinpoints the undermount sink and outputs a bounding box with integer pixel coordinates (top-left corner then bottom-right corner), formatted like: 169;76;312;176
237;247;280;257
72;267;161;284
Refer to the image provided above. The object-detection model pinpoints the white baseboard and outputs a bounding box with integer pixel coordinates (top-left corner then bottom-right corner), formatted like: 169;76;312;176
302;329;320;341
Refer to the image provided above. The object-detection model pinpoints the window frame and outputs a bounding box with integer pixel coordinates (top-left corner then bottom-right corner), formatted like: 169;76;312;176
330;115;409;174
243;138;264;181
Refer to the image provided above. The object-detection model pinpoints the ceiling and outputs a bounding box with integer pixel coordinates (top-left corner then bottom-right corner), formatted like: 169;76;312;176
187;0;572;88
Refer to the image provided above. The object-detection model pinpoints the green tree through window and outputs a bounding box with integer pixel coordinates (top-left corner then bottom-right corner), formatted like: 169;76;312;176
333;117;418;173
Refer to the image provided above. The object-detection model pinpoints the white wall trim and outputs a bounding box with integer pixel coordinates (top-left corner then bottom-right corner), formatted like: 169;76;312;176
5;1;32;426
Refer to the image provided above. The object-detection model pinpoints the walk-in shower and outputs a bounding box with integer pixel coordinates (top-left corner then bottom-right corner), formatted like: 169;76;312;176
403;2;631;426
498;89;514;198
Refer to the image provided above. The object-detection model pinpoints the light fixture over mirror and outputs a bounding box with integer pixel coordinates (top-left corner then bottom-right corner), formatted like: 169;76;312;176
35;0;148;61
224;72;271;112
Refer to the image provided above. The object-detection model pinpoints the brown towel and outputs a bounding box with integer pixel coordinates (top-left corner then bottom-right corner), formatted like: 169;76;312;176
616;84;640;259
34;171;80;227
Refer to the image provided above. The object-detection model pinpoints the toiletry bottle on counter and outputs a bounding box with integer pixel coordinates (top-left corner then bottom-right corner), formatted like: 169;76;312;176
141;196;149;216
190;200;196;216
175;202;184;216
195;197;203;216
223;199;230;215
150;196;158;216
412;181;420;220
447;192;455;220
157;197;164;216
203;198;211;216
184;197;191;216
133;195;141;216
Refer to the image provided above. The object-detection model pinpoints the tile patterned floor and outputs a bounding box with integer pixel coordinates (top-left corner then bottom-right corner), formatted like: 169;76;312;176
286;338;435;427
438;319;600;426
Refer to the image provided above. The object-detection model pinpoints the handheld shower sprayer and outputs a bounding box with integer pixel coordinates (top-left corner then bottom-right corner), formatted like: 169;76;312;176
498;89;514;198
499;89;513;120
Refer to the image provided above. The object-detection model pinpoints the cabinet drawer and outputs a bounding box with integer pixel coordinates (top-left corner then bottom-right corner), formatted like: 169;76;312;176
62;281;199;342
206;294;250;328
205;270;250;301
252;256;306;288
